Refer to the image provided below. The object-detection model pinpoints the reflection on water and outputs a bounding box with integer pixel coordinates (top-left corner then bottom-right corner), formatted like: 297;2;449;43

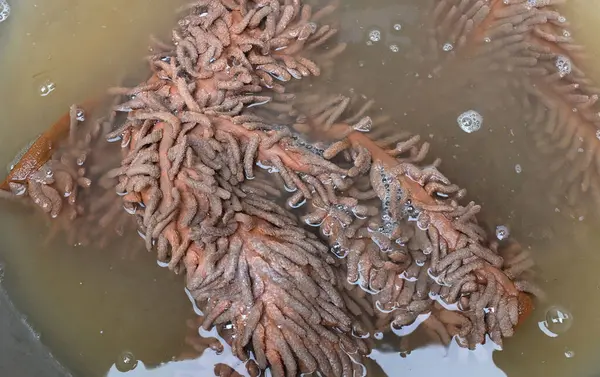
108;345;504;377
1;0;600;376
372;339;504;377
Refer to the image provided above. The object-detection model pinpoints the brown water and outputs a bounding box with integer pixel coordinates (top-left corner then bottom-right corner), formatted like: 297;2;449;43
0;0;599;376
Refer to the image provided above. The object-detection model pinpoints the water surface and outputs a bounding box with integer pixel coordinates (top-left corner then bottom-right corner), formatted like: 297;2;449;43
1;1;599;376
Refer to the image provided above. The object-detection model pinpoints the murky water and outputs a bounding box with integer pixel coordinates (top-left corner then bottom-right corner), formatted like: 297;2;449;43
1;0;600;376
0;1;192;376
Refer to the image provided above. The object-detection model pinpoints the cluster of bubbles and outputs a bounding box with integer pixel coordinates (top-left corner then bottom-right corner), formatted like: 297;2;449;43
555;55;572;77
366;23;403;53
515;164;522;174
367;29;381;44
0;0;9;23
456;110;483;133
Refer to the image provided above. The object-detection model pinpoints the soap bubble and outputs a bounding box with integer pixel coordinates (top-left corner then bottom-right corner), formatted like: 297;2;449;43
538;305;573;337
393;23;402;31
115;351;138;372
443;43;453;52
457;110;483;133
0;1;10;23
545;306;573;333
556;55;572;76
389;44;399;53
